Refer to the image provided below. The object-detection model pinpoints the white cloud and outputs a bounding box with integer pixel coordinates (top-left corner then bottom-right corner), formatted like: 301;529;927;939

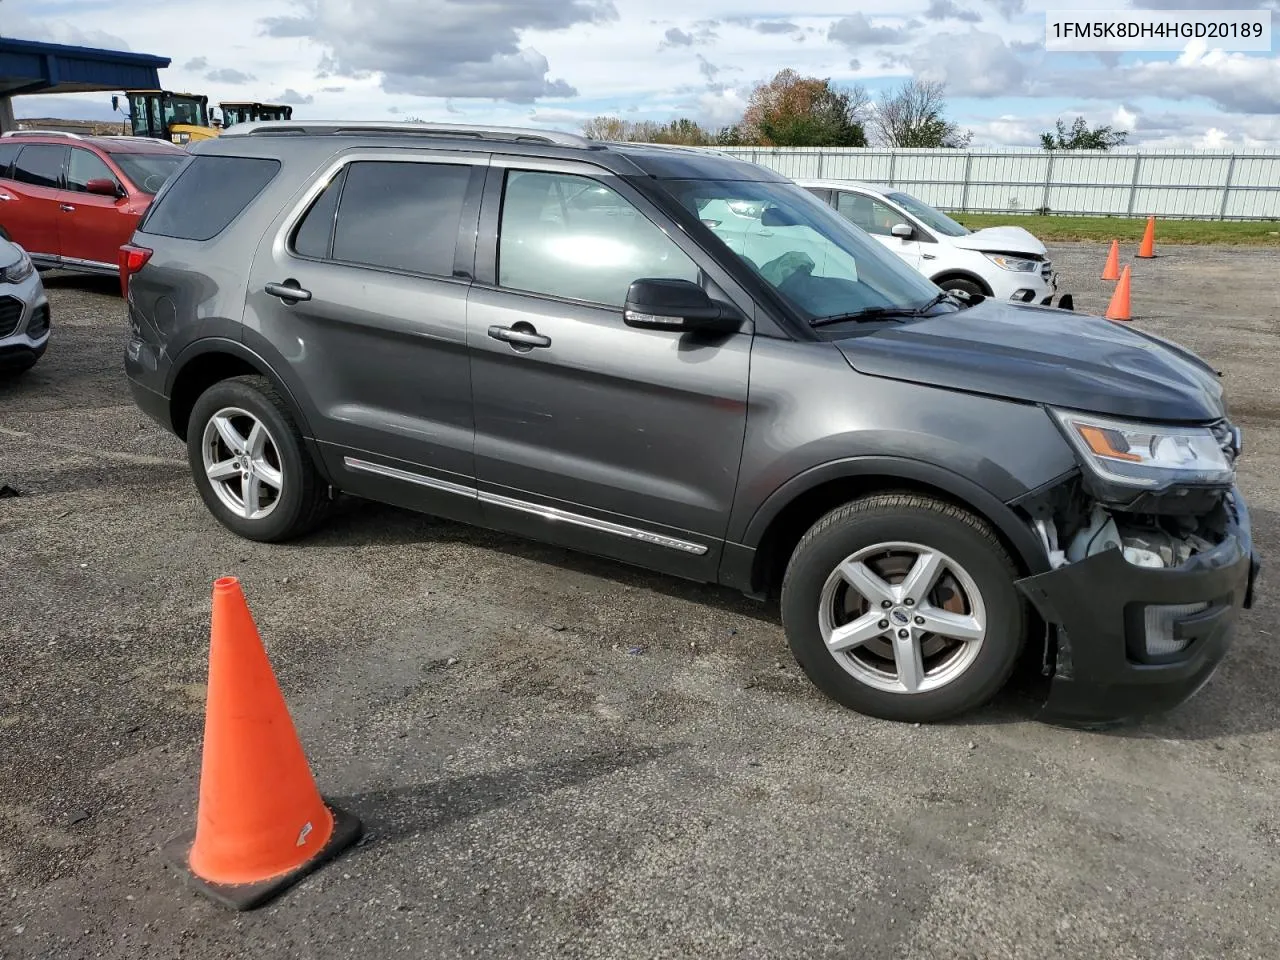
908;29;1026;96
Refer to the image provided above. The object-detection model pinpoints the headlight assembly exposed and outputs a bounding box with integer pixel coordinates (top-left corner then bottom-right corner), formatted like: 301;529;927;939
984;253;1038;273
0;247;34;284
1050;408;1235;489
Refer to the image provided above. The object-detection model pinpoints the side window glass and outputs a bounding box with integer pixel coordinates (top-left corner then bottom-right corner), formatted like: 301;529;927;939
291;168;347;260
836;193;901;237
67;149;121;193
12;145;66;189
331;160;472;276
0;143;19;179
498;170;700;307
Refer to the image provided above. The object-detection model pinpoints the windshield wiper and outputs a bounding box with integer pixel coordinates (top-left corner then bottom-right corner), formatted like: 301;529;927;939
808;292;956;328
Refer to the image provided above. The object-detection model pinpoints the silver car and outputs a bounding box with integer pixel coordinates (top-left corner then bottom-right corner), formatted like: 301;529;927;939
0;237;49;374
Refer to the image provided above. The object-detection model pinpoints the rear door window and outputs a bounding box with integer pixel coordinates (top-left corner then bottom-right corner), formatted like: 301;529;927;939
138;155;278;241
12;145;67;189
327;160;472;276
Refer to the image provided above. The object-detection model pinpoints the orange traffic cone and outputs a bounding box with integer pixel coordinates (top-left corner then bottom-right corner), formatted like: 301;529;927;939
1137;216;1156;258
1105;264;1132;321
163;577;362;910
1102;239;1121;280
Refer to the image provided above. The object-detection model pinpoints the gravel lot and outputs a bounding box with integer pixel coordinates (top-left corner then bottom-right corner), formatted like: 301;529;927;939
2;243;1278;960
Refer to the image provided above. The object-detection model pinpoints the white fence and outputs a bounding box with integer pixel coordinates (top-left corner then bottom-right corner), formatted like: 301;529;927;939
713;147;1280;221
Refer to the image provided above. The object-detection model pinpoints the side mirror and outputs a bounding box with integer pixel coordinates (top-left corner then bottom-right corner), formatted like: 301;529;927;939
86;178;122;198
891;223;914;239
623;278;736;332
760;205;802;228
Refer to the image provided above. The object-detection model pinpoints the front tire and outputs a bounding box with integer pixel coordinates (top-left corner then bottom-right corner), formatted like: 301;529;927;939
938;278;986;300
186;375;330;543
780;493;1027;723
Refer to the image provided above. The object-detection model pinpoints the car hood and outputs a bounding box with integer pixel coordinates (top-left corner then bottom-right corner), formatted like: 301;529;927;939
949;226;1047;257
834;299;1226;422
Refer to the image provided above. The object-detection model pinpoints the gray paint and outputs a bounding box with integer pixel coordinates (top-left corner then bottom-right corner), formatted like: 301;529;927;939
124;126;1230;594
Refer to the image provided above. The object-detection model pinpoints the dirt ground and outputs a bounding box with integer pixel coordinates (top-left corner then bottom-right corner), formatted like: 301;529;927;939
1;242;1278;960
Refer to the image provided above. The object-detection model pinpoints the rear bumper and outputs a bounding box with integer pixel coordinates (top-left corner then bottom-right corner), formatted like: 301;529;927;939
127;374;173;433
1015;488;1259;726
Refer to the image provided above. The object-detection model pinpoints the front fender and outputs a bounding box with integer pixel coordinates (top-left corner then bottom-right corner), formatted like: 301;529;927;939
738;454;1053;579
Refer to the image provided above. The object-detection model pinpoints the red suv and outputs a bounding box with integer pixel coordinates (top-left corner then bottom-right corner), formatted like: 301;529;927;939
0;131;187;281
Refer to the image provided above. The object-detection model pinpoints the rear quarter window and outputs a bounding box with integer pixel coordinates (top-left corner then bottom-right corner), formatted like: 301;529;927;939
138;155;280;241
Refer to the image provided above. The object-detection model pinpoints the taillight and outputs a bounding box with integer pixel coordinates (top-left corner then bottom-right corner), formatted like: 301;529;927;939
118;244;153;299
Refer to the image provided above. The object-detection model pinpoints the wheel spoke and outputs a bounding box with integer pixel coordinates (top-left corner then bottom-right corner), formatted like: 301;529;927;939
899;550;944;605
206;458;239;481
917;606;985;642
212;414;246;454
892;631;925;693
827;611;888;654
246;420;268;459
838;560;896;609
254;460;283;491
243;475;262;518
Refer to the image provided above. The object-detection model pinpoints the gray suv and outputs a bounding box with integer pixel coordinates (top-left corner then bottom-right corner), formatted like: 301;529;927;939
123;121;1260;726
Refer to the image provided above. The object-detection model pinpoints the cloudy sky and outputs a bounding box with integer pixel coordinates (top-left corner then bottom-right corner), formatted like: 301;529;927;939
4;0;1279;147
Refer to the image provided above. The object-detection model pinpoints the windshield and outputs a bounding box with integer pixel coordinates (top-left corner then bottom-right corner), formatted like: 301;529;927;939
886;191;970;237
222;106;249;127
660;178;944;324
109;152;187;194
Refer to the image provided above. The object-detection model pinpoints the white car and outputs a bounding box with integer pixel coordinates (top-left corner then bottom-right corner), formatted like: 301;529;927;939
796;179;1058;305
0;236;50;375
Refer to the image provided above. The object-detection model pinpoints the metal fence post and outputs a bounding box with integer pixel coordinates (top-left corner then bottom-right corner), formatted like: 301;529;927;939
1126;154;1142;217
1041;152;1054;213
888;151;897;187
1219;154;1237;220
960;152;973;212
815;149;824;180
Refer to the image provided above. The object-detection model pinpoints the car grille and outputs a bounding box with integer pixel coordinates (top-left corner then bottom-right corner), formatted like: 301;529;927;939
0;296;23;338
26;304;49;339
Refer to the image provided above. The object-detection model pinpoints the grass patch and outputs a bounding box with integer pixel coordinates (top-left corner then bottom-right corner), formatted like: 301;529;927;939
949;213;1280;246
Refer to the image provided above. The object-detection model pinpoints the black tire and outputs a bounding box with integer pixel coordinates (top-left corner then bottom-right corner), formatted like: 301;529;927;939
186;374;330;543
938;278;986;300
780;492;1027;723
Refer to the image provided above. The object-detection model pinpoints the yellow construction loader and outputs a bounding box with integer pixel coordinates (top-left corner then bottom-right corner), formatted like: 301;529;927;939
219;102;295;128
115;90;220;145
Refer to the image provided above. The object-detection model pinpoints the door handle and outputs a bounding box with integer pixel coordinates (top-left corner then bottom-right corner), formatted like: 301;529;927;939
265;280;312;303
488;324;551;349
60;203;76;212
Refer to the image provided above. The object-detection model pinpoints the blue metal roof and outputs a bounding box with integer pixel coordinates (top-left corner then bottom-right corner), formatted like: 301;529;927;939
0;37;170;97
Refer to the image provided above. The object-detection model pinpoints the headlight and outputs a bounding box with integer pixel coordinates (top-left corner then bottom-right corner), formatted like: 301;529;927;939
984;253;1038;273
1050;408;1235;489
0;247;34;284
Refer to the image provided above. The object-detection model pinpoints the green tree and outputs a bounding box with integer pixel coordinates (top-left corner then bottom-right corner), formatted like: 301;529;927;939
741;68;869;147
1040;116;1129;150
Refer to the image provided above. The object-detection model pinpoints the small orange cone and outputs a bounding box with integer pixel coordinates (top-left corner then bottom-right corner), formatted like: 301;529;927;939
1137;216;1156;258
1105;264;1132;321
163;577;362;910
1102;239;1121;280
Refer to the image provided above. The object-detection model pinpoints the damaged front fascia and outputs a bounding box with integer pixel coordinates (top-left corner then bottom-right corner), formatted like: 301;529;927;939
1007;470;1253;692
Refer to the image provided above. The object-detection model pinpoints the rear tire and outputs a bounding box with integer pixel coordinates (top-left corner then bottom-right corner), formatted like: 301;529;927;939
186;375;330;542
780;493;1027;723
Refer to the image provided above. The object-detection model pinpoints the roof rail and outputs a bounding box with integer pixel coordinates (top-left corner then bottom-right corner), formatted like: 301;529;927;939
612;141;741;160
218;119;598;148
2;129;85;139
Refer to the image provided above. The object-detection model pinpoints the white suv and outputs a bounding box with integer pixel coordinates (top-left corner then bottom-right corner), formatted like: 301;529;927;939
797;179;1058;305
0;237;50;375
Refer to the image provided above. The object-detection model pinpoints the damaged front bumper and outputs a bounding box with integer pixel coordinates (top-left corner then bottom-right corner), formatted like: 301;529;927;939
1015;486;1260;726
